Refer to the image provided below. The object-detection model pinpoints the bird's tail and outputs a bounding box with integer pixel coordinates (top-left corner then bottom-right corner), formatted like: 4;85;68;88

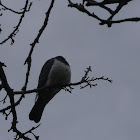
29;96;46;123
29;89;60;123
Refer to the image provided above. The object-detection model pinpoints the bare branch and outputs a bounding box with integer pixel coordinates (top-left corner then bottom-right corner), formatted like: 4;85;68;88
0;93;24;112
100;17;140;26
85;0;132;5
0;62;30;139
25;0;55;65
68;0;140;27
0;0;24;14
0;0;30;45
22;56;32;91
23;124;40;140
14;66;112;95
85;0;113;14
0;62;39;140
23;0;55;92
68;1;103;22
0;94;8;103
3;109;12;120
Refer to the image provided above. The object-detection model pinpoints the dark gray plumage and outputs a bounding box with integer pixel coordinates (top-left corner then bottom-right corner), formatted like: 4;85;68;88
29;56;71;123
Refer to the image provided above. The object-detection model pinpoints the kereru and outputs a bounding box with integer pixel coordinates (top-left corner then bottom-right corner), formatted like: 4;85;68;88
29;56;71;123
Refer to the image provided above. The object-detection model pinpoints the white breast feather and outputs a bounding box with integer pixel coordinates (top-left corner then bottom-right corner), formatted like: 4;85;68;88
46;59;71;86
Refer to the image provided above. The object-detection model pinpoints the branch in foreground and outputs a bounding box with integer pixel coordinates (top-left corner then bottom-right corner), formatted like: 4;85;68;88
0;62;40;140
0;0;30;45
0;62;29;140
85;0;132;6
0;0;25;14
23;0;55;91
14;66;112;95
68;0;140;27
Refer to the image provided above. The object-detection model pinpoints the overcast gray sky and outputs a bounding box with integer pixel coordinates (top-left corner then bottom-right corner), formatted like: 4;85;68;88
0;0;140;140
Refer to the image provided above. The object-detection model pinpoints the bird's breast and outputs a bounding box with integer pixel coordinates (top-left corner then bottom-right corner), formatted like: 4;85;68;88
46;59;71;86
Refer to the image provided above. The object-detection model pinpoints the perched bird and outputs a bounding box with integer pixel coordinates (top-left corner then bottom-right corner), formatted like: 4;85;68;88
29;56;71;123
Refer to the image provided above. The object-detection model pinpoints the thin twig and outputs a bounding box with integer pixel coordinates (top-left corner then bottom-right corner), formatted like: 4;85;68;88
0;94;7;103
0;0;24;14
14;66;112;95
68;0;103;22
0;0;30;45
23;0;55;91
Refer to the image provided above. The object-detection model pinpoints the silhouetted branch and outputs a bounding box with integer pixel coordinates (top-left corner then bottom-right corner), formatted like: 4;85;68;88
3;109;12;120
0;94;24;112
68;1;103;22
0;62;30;140
0;62;41;140
0;0;24;14
23;124;40;140
22;56;32;91
85;0;132;6
24;0;55;91
14;66;112;95
68;0;140;27
100;17;140;26
85;0;113;14
25;0;55;64
0;94;7;103
0;0;30;45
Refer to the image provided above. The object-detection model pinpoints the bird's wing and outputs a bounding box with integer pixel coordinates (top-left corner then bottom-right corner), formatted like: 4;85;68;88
37;58;54;89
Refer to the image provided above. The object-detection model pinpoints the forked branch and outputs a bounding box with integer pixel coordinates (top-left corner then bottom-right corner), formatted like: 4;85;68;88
68;0;140;27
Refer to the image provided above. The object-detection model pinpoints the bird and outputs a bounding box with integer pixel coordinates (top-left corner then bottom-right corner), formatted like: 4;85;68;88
29;56;71;123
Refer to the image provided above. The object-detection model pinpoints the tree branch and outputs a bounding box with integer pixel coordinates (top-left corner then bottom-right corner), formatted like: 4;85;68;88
0;0;25;14
0;62;41;140
0;0;30;45
68;1;103;22
0;62;31;140
14;66;112;95
23;0;55;91
68;0;140;27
